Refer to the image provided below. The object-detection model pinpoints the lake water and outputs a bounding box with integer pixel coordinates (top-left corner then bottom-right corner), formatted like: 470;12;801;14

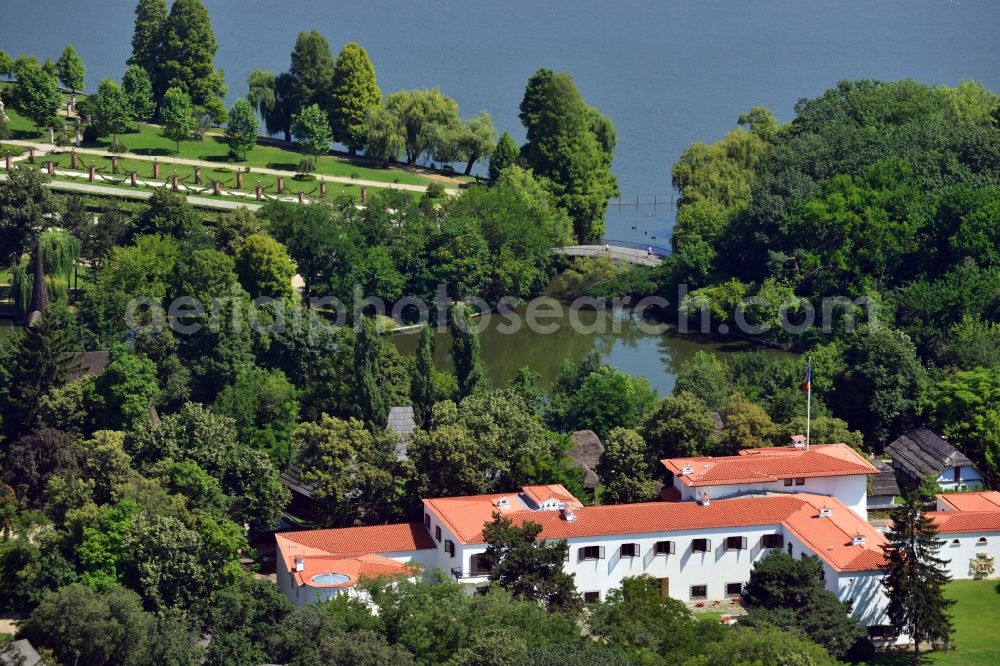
3;0;997;390
3;0;998;246
389;304;788;396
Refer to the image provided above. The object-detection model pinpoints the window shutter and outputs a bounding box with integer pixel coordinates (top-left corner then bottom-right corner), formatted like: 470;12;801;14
669;540;676;555
740;537;747;550
577;548;585;563
599;546;606;559
706;539;713;552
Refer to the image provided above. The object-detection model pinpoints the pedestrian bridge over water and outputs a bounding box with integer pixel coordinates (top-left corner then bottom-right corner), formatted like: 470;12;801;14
554;240;668;267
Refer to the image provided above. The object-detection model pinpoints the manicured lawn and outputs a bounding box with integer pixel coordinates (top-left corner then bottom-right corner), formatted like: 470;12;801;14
866;579;1000;665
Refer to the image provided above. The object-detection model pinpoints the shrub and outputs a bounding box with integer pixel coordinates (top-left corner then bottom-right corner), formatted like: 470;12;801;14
297;157;316;174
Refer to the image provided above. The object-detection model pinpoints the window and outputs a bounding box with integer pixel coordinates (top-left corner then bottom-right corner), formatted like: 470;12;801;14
578;545;605;561
444;540;455;557
435;525;442;542
654;540;676;555
583;591;600;603
620;543;639;558
951;539;960;547
424;513;431;530
725;582;743;596
692;538;711;553
689;584;708;600
762;534;784;549
978;537;988;546
794;477;806;486
725;536;748;551
469;553;490;575
783;478;794;487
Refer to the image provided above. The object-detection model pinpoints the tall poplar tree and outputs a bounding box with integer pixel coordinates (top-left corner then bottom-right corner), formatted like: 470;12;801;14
519;69;619;241
451;306;487;398
288;30;335;113
55;44;85;94
328;42;381;154
881;480;955;659
488;131;518;182
411;324;435;429
355;316;389;432
160;0;226;122
128;0;168;100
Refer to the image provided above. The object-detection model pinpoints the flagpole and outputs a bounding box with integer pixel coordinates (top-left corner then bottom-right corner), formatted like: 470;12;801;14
805;356;812;451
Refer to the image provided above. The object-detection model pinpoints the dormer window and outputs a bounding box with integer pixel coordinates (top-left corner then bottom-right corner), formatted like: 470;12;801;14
496;496;510;509
851;534;866;546
818;506;833;518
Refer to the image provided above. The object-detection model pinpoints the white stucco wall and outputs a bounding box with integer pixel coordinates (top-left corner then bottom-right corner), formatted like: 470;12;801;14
936;466;985;492
673;474;869;519
938;531;1000;580
832;570;890;628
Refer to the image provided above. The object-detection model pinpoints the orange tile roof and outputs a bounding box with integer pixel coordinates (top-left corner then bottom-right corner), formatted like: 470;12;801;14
275;535;414;588
277;522;434;556
927;511;1000;534
426;489;886;573
662;444;877;487
937;491;1000;513
522;484;581;507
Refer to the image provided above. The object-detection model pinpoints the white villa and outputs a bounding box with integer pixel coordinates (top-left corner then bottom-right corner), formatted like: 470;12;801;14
275;444;999;637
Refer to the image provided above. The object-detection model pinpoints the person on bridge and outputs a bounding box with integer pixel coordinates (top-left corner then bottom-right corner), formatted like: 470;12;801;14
647;246;653;257
604;243;610;253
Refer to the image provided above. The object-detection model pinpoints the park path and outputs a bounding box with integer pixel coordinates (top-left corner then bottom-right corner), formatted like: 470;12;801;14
0;171;263;211
555;245;663;267
1;139;459;195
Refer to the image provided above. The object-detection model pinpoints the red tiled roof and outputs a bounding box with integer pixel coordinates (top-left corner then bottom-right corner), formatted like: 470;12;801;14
662;444;877;487
522;484;581;507
277;522;434;556
937;491;1000;513
927;511;1000;534
426;489;886;573
275;535;414;588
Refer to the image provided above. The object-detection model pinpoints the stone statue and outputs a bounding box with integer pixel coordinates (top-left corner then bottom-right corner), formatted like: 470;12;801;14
0;92;8;125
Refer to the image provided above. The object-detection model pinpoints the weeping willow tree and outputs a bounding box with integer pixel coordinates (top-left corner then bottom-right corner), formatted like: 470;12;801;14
10;231;79;316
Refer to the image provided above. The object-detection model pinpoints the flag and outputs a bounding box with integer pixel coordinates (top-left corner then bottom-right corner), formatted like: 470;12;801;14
801;363;811;393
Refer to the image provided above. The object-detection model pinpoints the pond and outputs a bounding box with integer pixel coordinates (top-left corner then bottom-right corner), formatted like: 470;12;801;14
390;302;791;396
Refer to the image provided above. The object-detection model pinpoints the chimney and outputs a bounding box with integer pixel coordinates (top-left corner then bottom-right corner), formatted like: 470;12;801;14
293;556;304;572
680;465;694;476
561;506;577;522
700;492;711;507
791;434;807;449
495;496;510;510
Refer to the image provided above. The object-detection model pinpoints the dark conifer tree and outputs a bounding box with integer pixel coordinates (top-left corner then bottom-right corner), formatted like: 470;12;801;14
355;316;388;432
410;324;435;429
451;306;487;399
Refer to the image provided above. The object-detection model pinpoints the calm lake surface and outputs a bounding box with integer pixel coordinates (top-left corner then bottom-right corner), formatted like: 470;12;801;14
389;304;789;396
3;0;997;389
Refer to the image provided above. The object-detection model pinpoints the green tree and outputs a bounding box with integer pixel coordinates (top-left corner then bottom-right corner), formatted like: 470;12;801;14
449;111;496;175
451;306;488;398
0;51;13;80
882;482;955;659
56;44;85;93
519;69;618;240
408;407;489;498
411;324;436;429
160;0;226;122
328;42;381;154
247;68;276;126
128;0;168;101
363;105;406;165
289;30;336;112
741;550;866;659
93;78;131;142
0;166;55;268
215;206;263;254
161;86;196;154
234;232;295;300
214;366;300;467
135;187;205;241
1;427;80;506
488;131;518;182
673;351;730;411
546;362;656;438
830;326;926;448
385;88;461;164
722;393;779;451
94;348;159;430
597;428;659;504
293;103;333;161
291;415;398;526
225;98;258;160
121;64;155;129
481;514;580;613
642;391;717;459
11;60;61;130
696;625;836;666
355;316;390;431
